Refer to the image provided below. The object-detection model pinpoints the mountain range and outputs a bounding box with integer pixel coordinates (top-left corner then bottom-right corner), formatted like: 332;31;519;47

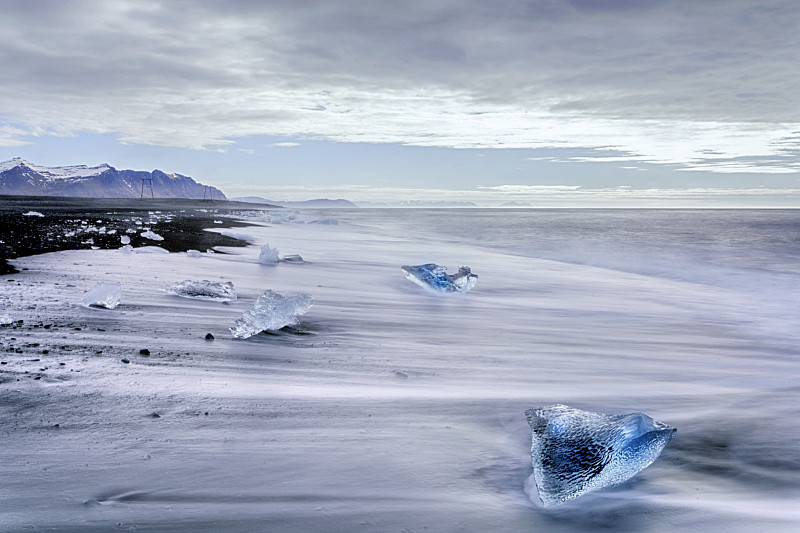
231;196;357;208
0;158;226;199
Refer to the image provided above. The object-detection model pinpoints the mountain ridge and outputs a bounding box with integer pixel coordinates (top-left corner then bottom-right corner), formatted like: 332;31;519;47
0;158;226;199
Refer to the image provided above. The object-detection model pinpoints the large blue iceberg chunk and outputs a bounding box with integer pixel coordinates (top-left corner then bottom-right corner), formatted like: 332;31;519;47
401;263;478;293
525;404;676;506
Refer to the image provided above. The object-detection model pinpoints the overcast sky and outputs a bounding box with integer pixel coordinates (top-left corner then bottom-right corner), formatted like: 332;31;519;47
1;0;799;205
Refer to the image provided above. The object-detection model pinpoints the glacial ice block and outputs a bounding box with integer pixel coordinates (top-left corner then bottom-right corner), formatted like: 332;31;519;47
230;290;313;339
401;263;478;293
166;280;237;302
259;244;280;265
525;404;676;506
81;282;122;309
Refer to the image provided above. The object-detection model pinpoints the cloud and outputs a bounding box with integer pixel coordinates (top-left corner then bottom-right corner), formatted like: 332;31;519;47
0;0;799;173
269;142;301;148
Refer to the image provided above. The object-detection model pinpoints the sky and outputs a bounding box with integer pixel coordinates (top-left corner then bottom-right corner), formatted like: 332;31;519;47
1;0;799;206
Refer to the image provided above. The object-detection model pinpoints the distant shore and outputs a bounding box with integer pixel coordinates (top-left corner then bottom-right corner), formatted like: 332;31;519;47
0;195;279;274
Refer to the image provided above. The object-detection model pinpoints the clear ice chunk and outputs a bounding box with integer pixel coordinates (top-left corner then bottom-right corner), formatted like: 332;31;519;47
281;254;304;264
140;230;164;241
166;280;237;302
0;314;13;326
525;404;676;506
401;263;478;293
230;289;313;339
81;282;122;309
259;244;280;265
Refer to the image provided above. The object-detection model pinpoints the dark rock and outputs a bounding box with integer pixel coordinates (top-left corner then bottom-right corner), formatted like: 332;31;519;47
205;333;214;340
139;348;150;356
121;358;130;364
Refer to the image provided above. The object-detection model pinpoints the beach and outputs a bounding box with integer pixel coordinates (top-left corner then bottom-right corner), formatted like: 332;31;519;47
1;204;799;532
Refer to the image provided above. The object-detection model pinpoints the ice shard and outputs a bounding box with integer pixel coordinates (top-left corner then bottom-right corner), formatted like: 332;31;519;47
525;404;676;506
401;263;478;293
230;290;313;339
259;244;279;265
166;280;237;302
81;282;122;309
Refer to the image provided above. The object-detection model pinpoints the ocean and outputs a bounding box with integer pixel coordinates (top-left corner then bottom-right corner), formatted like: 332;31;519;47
1;208;798;532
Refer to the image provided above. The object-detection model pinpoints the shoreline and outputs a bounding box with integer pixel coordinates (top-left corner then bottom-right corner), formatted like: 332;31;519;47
0;195;279;274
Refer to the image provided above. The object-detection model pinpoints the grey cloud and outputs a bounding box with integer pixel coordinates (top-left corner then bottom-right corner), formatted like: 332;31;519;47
0;0;799;168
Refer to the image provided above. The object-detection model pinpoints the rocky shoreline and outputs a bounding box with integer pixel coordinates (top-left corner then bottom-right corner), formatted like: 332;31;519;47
0;195;278;274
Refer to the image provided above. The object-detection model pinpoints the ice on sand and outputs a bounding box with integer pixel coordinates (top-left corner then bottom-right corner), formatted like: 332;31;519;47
140;230;164;241
230;290;313;339
525;404;676;506
81;282;122;309
401;263;478;293
166;280;237;302
281;254;304;264
259;244;280;265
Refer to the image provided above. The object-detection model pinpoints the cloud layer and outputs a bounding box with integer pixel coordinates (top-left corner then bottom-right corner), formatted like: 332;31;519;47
1;0;799;173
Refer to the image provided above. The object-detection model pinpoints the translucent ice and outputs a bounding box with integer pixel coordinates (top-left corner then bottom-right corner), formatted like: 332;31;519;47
401;263;478;293
259;244;280;265
120;235;131;245
281;254;304;264
81;282;122;309
0;314;13;326
230;290;313;339
525;404;676;506
140;230;164;241
166;280;237;302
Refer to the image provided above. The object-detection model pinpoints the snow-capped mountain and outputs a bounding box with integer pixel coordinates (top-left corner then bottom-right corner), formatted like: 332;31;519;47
0;158;226;199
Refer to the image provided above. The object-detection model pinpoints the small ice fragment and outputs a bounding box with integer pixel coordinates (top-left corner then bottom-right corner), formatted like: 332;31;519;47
0;314;13;326
308;219;338;225
166;280;237;302
525;404;676;507
259;244;280;265
214;220;223;224
119;244;133;253
186;249;203;258
140;230;164;241
23;211;44;217
401;263;478;293
230;290;313;339
81;282;122;309
120;235;131;245
281;254;304;264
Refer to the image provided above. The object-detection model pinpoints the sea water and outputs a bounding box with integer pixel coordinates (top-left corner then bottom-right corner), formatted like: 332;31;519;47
0;208;798;532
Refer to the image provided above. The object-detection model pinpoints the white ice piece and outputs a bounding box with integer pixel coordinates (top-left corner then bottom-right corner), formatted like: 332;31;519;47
259;244;280;265
186;249;203;258
166;280;237;302
23;211;44;217
81;282;122;309
525;404;676;506
120;235;131;245
230;290;313;339
0;314;13;325
140;230;164;241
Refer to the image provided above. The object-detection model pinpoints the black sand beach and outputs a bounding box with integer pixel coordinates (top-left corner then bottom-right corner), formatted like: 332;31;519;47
0;195;278;274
